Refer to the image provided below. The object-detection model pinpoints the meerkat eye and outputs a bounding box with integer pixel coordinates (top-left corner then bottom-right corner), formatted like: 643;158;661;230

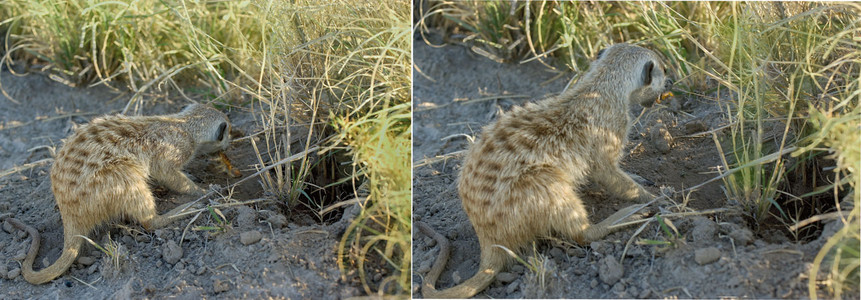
642;61;654;86
596;48;606;60
216;122;227;141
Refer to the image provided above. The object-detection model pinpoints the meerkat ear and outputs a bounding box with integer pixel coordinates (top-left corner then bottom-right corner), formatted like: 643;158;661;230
216;122;227;141
642;61;654;86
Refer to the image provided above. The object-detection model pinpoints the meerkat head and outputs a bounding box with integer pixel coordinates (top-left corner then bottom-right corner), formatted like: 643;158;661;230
177;104;232;155
593;43;674;108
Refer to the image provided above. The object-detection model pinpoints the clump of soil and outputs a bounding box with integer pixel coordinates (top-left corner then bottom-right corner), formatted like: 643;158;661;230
411;39;849;299
0;70;363;298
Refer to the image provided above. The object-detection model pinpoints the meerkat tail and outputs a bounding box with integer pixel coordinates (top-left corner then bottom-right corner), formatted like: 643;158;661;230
416;222;451;293
418;221;505;299
6;218;83;284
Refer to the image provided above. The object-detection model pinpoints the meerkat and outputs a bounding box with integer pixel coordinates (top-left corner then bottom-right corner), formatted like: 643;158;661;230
418;43;674;298
2;104;236;284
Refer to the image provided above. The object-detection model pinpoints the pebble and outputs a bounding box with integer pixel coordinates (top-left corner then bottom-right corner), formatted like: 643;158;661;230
12;251;26;261
510;264;525;274
628;286;639;297
639;288;652;298
650;122;674;154
2;221;13;234
684;120;708;134
590;279;599;288
8;268;20;280
236;206;257;229
121;235;135;246
416;261;431;274
567;247;587;258
598;256;623;285
77;256;96;266
0;264;6;279
134;234;150;242
694;247;721;265
451;271;462;284
612;282;626;293
690;217;717;243
549;247;566;261
729;228;754;245
505;281;519;294
267;213;288;229
162;240;183;264
590;241;608;255
213;278;230;293
373;272;382;282
240;230;263;245
496;272;518;284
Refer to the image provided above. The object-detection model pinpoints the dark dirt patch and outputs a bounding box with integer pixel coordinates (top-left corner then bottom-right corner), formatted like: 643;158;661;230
411;39;848;299
0;70;362;299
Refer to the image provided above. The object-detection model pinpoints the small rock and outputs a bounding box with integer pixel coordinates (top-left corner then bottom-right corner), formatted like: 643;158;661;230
567;247;587;258
134;234;150;242
639;289;652;298
2;221;13;234
121;235;135;246
694;247;721;265
590;241;608;255
77;256;96;266
650;123;673;154
690;217;717;243
451;271;462;284
0;264;6;279
240;230;263;245
8;268;20;279
729;228;754;245
426;236;436;248
505;281;519;294
213;278;230;293
598;256;623;285
235;206;257;229
416;261;431;274
510;264;525;274
162;240;183;264
154;229;171;240
590;279;599;288
628;286;639;297
612;282;626;293
267;213;288;229
373;273;382;282
549;247;566;261
496;272;518;284
684;120;708;134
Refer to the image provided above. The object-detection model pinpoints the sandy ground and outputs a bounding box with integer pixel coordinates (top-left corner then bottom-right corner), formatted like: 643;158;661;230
410;38;850;299
0;69;365;299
